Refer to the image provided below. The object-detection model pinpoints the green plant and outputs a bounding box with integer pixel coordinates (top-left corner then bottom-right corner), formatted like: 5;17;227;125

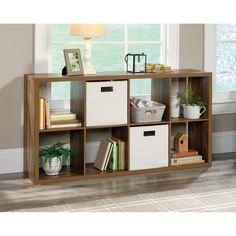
40;142;70;168
177;87;206;107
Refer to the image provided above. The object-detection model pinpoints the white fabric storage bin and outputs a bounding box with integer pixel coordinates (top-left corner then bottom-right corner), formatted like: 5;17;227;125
86;81;128;126
130;125;169;170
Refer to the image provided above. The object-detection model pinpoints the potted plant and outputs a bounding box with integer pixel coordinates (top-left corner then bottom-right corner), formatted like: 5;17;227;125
40;142;70;176
177;87;206;119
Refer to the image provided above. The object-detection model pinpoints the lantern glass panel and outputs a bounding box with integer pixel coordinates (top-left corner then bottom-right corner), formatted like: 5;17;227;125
127;55;134;72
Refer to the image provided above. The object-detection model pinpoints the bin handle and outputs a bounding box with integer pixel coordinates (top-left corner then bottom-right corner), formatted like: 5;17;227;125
145;110;157;114
101;86;113;92
143;130;156;137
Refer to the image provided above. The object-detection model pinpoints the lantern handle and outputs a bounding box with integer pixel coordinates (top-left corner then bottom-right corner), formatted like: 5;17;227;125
124;53;130;63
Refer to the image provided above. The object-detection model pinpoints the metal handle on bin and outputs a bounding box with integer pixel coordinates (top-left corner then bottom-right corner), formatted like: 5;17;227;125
143;130;156;137
145;110;157;115
101;86;113;92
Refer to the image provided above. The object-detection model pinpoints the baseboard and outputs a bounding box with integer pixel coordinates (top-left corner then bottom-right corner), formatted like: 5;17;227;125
0;131;235;174
213;152;236;161
0;148;23;174
212;131;236;154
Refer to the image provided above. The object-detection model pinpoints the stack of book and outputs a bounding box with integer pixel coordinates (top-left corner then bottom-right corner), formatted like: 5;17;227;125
39;98;81;130
50;112;81;129
94;137;126;171
171;149;204;165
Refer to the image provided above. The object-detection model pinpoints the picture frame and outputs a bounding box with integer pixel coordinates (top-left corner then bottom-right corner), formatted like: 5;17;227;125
63;48;84;76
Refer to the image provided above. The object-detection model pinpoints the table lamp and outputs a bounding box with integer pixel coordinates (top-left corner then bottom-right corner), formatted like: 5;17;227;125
69;24;106;74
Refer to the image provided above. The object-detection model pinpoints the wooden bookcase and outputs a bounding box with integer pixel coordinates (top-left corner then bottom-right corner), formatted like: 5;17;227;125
24;69;212;184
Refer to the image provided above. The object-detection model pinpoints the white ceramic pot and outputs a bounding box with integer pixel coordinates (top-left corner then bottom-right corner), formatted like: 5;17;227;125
171;96;180;118
183;105;206;119
42;156;63;176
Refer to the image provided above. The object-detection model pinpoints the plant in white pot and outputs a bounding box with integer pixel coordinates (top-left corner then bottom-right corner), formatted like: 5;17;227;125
177;88;206;119
40;142;70;176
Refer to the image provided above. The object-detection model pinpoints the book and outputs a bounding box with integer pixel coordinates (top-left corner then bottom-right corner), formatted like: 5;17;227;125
94;139;112;171
50;122;82;129
50;112;76;122
103;140;114;170
50;119;80;125
171;149;199;158
120;141;126;170
45;100;50;129
112;137;121;170
171;155;202;164
171;160;205;166
107;138;117;171
39;98;45;130
112;137;126;170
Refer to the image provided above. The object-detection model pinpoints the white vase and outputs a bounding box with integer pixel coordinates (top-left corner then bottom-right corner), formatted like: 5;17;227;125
171;96;180;118
183;105;206;119
42;156;63;176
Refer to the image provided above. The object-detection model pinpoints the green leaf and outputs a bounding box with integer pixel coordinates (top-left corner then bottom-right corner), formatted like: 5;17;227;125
40;141;71;169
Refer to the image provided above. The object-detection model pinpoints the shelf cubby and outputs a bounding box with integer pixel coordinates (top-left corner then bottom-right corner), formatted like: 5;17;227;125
151;77;170;122
38;130;85;181
188;121;210;163
38;80;85;131
85;126;129;175
187;76;210;120
170;120;210;167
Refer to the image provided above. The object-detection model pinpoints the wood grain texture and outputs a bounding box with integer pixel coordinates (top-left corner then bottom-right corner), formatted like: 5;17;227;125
70;130;85;175
25;70;212;82
188;76;209;119
151;77;170;121
71;80;85;126
188;121;209;162
24;71;212;184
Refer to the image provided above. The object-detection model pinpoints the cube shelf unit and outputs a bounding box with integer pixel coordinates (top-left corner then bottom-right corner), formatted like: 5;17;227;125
24;70;212;184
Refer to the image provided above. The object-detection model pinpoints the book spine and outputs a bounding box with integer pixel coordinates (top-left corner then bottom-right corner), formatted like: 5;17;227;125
171;155;202;164
50;114;76;121
171;160;205;165
39;98;44;130
50;123;81;128
172;151;198;158
112;144;117;170
45;101;50;129
104;143;113;170
116;143;120;171
120;142;125;170
51;119;80;125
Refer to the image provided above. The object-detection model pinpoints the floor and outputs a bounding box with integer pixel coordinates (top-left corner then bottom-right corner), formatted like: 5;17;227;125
1;157;236;212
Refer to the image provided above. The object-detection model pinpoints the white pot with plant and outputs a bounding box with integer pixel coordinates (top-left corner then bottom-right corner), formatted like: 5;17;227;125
177;88;206;119
40;142;70;176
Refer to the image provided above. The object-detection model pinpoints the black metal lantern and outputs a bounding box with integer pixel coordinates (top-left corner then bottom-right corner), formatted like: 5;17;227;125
124;53;147;73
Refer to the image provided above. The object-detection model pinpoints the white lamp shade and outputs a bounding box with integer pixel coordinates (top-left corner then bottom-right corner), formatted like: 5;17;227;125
69;24;106;37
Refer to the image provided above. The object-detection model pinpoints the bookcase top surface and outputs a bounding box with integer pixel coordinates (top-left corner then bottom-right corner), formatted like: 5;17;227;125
25;69;212;82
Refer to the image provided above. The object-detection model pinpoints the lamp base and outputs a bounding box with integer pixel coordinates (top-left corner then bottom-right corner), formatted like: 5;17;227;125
83;65;96;74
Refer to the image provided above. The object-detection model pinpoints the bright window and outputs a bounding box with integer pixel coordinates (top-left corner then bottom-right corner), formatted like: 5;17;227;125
205;24;236;114
50;24;165;99
216;24;236;92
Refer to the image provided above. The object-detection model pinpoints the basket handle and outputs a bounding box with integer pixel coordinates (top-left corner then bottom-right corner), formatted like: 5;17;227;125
145;110;157;114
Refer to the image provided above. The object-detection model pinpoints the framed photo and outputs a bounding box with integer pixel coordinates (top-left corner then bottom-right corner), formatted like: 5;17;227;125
64;48;84;76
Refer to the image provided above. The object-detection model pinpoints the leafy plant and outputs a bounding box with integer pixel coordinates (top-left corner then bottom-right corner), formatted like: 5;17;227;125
177;87;206;107
40;142;70;168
